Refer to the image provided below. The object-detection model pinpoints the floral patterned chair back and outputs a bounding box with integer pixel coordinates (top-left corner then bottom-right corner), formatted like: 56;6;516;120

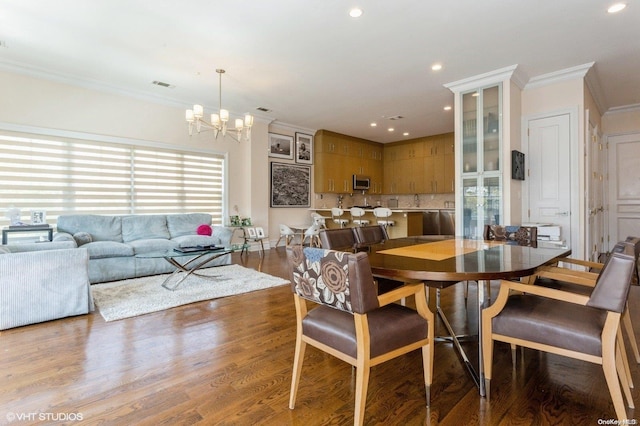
484;225;538;247
287;245;379;314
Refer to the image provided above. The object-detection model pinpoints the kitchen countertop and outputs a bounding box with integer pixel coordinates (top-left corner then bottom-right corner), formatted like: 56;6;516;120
310;207;454;213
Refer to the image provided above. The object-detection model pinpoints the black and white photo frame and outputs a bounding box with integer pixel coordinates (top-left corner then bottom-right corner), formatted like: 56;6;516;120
295;132;313;164
268;133;294;159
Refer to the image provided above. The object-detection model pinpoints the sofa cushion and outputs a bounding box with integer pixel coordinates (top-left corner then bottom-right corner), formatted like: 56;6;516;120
57;215;123;242
82;241;134;259
128;238;176;255
171;235;222;248
121;215;170;243
166;213;212;238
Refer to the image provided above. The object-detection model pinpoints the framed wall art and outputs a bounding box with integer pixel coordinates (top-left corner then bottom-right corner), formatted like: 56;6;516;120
295;132;313;164
268;133;294;159
270;162;310;208
511;150;525;180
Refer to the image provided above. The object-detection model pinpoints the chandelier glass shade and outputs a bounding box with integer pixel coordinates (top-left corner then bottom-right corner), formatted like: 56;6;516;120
185;69;254;143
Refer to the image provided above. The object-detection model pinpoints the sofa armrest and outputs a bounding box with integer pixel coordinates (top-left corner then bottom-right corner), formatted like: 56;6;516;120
0;248;93;330
213;226;234;246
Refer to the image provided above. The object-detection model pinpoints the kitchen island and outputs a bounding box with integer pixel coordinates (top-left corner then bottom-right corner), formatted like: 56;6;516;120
310;208;429;238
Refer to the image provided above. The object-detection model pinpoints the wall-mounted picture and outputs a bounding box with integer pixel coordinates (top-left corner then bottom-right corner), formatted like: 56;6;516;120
255;227;265;238
246;227;257;238
295;133;313;164
511;150;525;180
268;133;294;159
270;162;311;208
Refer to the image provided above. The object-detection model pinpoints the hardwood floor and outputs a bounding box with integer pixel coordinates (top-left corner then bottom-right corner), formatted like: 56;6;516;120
1;248;638;425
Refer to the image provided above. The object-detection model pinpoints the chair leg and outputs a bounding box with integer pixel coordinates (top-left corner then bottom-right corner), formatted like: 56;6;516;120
275;235;283;248
623;306;640;363
618;329;634;388
603;336;628;420
289;336;307;409
354;363;371;426
616;336;635;408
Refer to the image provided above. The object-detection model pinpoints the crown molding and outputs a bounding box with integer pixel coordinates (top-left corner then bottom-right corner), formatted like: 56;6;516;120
605;103;640;115
269;120;316;136
525;62;594;89
444;64;523;93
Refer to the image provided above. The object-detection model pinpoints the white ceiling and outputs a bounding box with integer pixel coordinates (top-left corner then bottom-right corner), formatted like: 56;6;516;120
0;0;638;143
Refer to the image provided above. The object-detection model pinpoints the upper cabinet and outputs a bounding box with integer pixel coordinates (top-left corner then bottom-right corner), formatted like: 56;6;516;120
384;134;454;195
314;130;383;194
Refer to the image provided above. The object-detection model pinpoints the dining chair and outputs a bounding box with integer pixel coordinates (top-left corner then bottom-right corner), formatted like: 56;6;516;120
482;246;637;420
352;224;388;250
534;237;640;365
286;246;434;426
319;228;357;252
310;212;329;229
373;207;394;228
483;224;538;247
331;207;349;228
301;224;321;247
275;224;297;248
350;207;370;226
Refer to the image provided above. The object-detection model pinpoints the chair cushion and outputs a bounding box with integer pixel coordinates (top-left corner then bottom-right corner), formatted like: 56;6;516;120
492;294;607;356
302;304;428;358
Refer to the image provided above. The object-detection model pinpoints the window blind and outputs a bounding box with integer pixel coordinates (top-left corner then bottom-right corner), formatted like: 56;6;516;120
0;130;225;228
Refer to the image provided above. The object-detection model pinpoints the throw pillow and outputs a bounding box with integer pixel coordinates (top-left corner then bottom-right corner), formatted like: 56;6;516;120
196;224;213;236
73;231;93;246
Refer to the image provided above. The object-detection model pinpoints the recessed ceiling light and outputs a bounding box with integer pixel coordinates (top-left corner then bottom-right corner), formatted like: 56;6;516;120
431;64;442;71
370;122;377;127
403;132;410;136
349;8;363;18
388;127;394;132
608;3;626;13
444;105;452;111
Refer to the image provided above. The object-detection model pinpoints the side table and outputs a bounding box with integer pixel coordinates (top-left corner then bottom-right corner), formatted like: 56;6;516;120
2;226;53;245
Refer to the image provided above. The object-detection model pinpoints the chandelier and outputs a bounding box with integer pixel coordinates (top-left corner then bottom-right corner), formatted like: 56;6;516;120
185;69;254;142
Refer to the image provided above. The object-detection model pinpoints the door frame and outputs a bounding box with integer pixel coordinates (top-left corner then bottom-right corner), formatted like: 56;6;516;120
521;107;582;259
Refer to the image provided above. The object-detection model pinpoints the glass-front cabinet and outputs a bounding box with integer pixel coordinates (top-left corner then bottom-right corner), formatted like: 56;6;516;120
460;84;502;239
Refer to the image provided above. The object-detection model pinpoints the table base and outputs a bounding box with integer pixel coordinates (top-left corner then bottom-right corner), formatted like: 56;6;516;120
161;250;232;291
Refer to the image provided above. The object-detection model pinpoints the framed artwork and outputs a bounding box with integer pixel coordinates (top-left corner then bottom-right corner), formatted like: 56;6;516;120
246;227;257;238
255;227;265;238
268;133;294;159
30;210;46;225
511;150;525;180
295;132;313;164
270;162;311;208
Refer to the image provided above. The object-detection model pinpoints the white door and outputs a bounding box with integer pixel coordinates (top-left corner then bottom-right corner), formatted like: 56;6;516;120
607;132;640;249
526;114;572;247
586;121;607;261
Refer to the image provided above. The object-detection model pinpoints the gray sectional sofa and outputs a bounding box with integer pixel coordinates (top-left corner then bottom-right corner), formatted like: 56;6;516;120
53;213;233;284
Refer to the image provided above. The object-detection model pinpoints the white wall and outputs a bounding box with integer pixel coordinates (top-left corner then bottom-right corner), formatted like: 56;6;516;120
0;69;314;248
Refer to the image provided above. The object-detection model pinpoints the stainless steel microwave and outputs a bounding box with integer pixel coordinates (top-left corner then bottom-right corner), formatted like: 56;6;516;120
353;175;370;191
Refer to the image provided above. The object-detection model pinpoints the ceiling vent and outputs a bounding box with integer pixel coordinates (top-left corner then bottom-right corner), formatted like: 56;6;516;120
256;106;272;113
151;80;174;88
388;115;404;121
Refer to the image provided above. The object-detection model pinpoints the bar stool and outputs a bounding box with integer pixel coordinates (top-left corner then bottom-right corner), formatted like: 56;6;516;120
310;212;329;229
331;208;349;228
373;207;394;228
350;207;370;227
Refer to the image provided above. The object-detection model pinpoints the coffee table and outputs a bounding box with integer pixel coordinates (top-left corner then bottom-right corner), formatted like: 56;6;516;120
136;247;234;291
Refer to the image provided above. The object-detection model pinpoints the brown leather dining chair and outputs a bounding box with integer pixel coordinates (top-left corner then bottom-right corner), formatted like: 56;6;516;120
482;244;637;421
352;224;389;250
318;227;357;252
287;246;434;426
534;237;640;365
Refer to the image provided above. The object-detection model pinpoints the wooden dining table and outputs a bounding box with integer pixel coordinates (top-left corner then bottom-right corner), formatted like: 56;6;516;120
364;235;571;397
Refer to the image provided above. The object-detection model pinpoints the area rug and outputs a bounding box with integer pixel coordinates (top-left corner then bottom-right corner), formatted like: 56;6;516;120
91;264;290;322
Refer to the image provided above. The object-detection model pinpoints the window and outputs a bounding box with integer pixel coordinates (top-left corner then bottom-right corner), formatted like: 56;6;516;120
0;129;226;228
